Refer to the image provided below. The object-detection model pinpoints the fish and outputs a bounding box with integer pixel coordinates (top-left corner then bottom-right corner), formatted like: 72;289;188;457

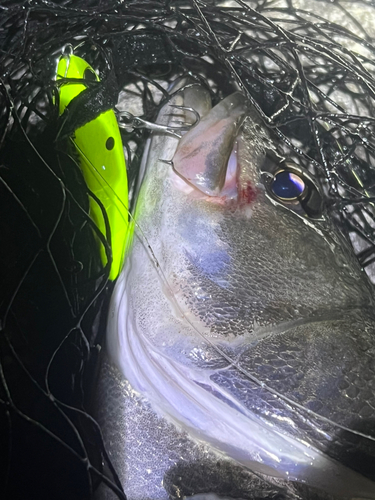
95;78;375;500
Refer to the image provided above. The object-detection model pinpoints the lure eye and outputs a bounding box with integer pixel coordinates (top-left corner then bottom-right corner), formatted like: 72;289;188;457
271;170;305;200
106;137;115;150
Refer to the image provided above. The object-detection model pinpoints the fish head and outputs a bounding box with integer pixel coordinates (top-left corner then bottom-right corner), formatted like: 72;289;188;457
108;81;375;498
171;89;373;331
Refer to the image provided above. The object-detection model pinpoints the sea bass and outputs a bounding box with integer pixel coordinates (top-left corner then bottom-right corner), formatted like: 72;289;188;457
96;81;375;500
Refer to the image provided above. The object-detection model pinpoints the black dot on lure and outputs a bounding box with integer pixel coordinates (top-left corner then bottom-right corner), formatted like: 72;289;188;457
106;137;115;150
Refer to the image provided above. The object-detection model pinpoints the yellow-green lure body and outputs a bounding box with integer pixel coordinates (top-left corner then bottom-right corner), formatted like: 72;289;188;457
57;54;129;280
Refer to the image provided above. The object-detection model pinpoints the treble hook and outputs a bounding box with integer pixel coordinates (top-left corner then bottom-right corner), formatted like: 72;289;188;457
54;43;74;80
116;105;200;138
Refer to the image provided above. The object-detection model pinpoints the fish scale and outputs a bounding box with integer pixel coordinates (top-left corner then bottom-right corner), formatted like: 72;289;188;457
96;355;303;500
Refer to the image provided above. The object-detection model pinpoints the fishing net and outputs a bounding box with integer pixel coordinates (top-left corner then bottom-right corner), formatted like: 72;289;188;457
1;0;375;499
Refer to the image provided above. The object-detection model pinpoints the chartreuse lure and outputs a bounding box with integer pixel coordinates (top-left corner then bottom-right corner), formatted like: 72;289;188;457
56;53;129;280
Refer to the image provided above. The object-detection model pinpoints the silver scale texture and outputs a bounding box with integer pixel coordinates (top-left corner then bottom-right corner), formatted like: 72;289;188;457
96;356;338;500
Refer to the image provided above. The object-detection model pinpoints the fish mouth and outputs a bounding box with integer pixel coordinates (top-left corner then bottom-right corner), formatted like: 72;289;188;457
172;91;247;198
108;269;375;499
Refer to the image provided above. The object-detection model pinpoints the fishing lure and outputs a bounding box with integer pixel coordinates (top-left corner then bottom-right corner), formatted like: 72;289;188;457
56;48;129;280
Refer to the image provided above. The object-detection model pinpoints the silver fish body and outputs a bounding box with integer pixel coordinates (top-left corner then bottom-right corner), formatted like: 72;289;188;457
96;82;375;500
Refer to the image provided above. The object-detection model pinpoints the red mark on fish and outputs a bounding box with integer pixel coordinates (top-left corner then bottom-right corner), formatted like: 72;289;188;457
239;182;258;205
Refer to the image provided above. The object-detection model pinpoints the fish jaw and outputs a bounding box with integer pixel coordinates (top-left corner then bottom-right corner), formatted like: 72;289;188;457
107;82;375;497
172;92;247;196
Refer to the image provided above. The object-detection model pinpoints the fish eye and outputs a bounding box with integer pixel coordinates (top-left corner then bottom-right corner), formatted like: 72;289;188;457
271;170;305;200
264;161;324;219
106;137;115;150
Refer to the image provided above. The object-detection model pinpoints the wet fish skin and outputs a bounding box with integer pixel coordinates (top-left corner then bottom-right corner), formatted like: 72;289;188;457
98;82;375;499
96;354;298;500
96;355;339;500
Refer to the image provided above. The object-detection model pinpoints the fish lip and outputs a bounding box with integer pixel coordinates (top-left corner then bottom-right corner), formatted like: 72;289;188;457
172;91;248;198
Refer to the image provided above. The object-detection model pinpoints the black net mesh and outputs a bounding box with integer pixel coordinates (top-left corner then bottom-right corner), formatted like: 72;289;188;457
1;1;375;499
